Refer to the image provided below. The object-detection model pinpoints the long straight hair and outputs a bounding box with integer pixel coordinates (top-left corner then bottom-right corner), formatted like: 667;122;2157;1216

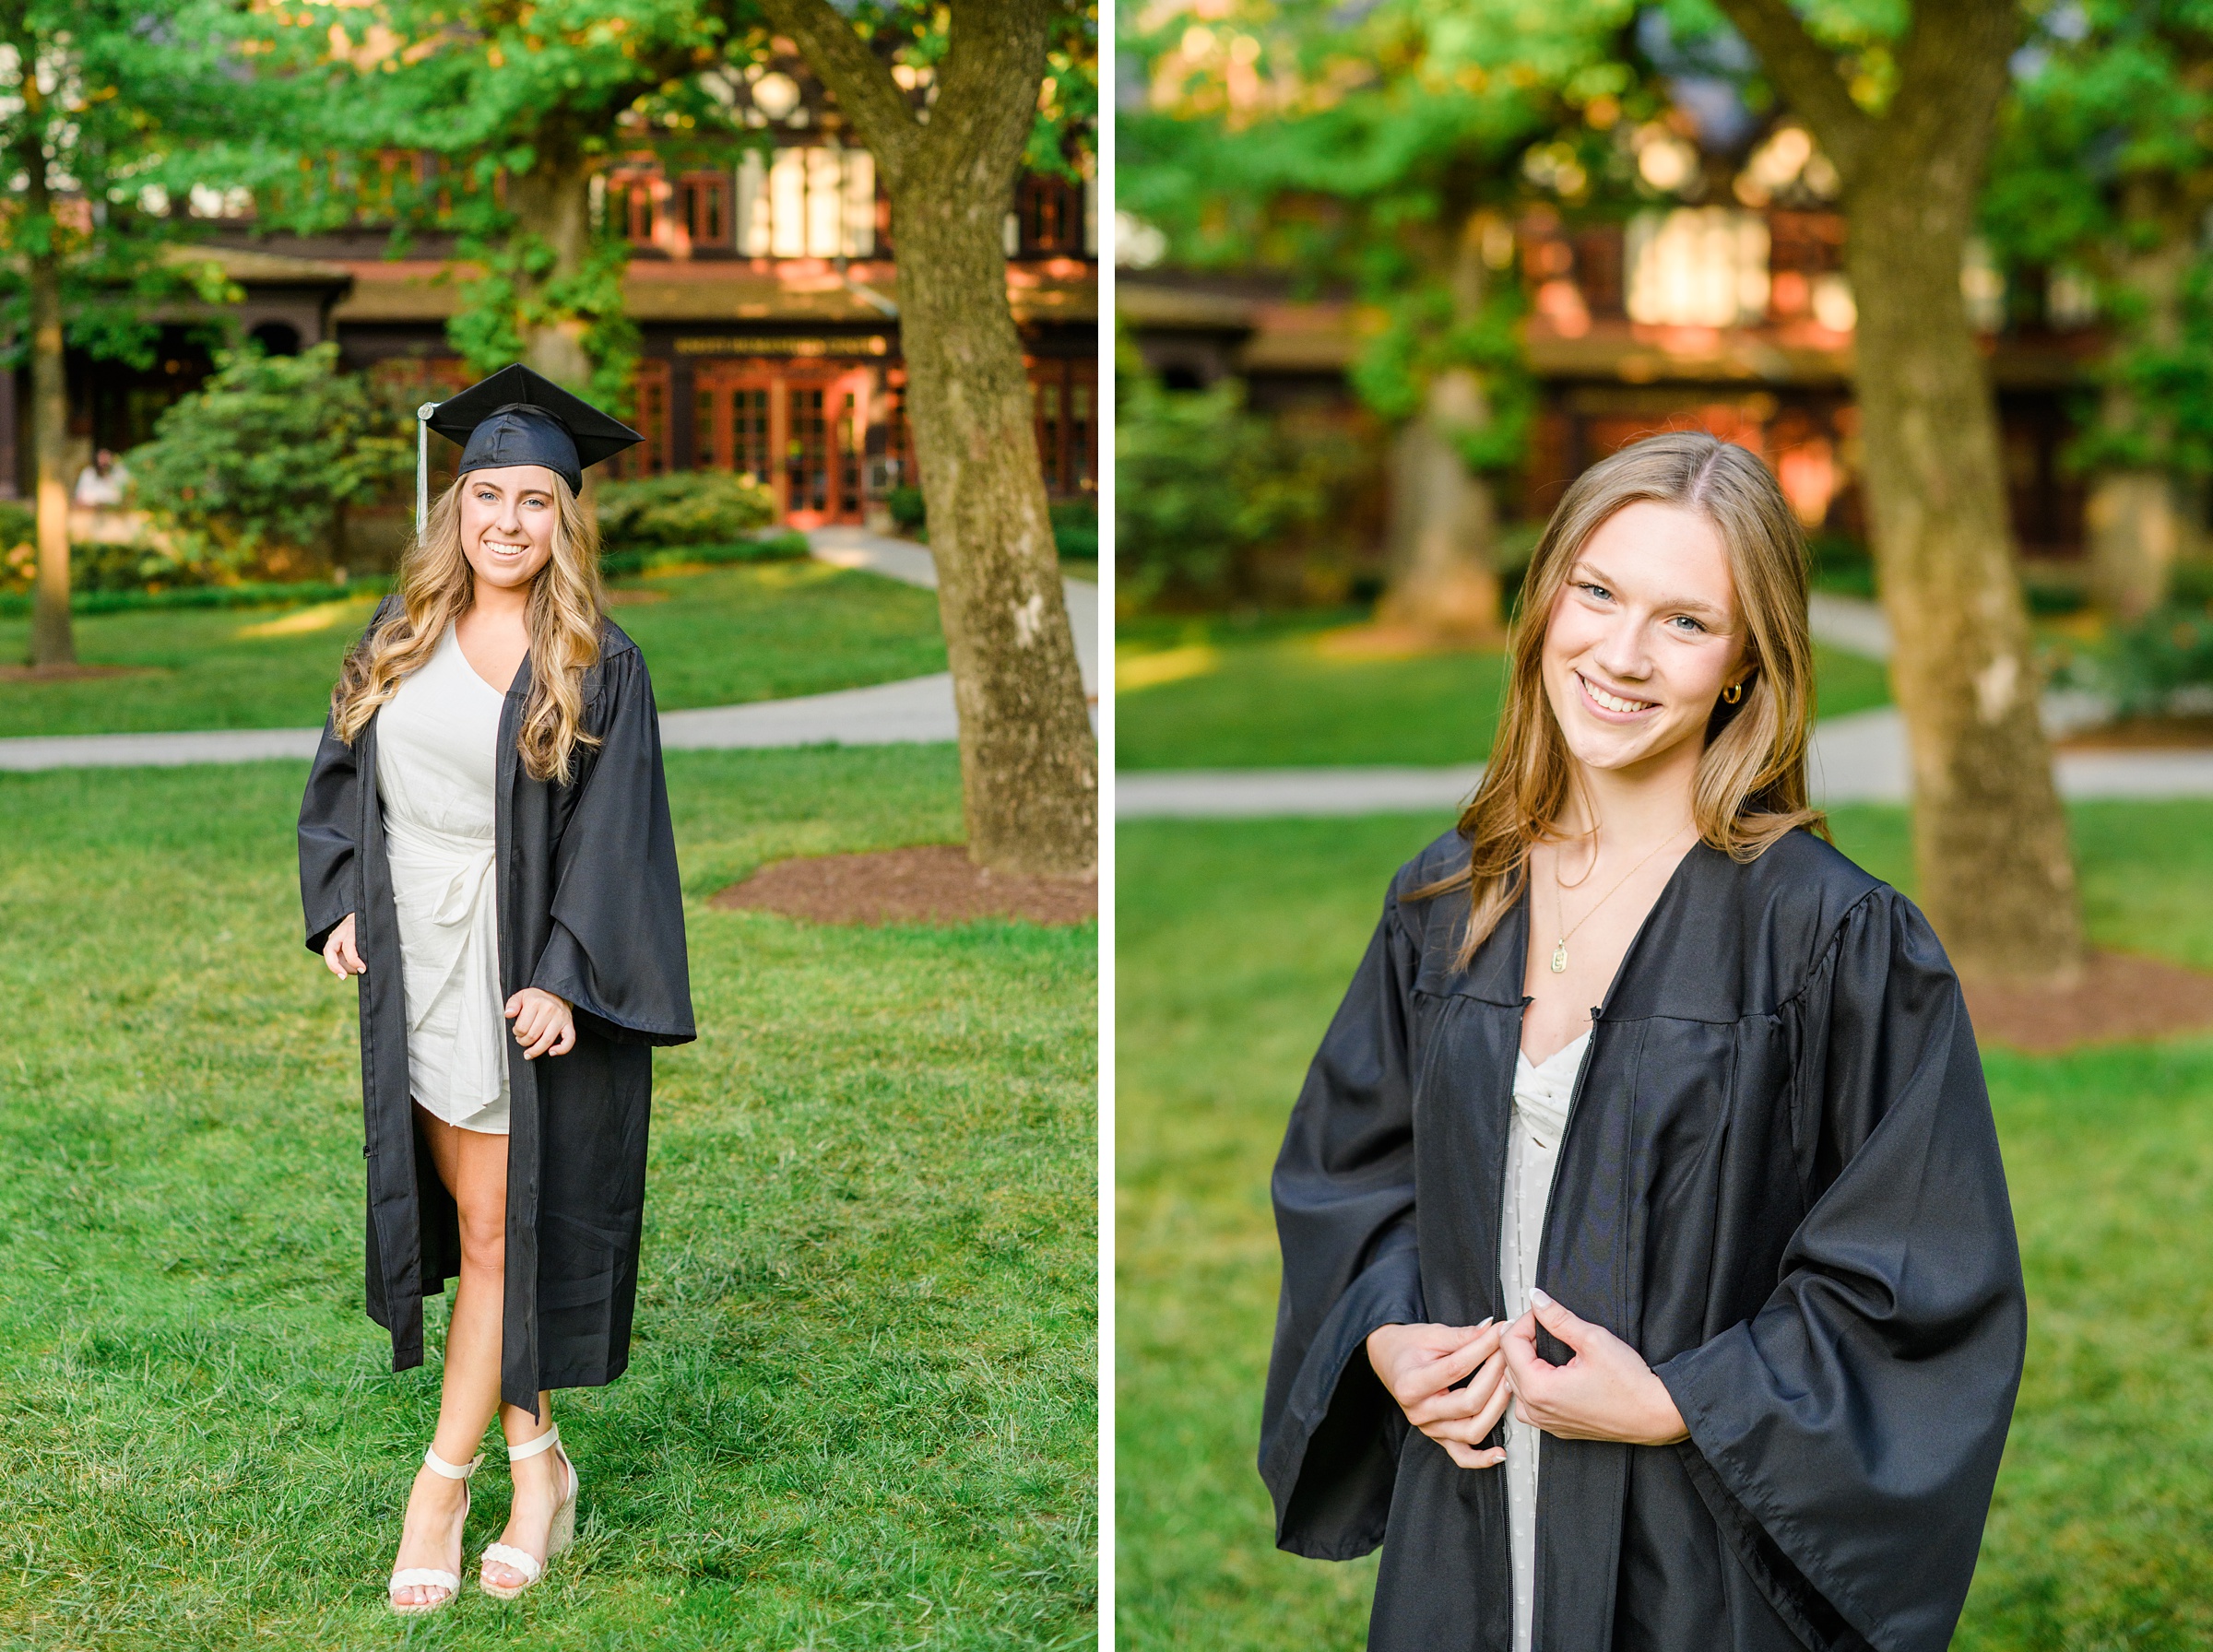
331;473;607;783
1427;431;1826;967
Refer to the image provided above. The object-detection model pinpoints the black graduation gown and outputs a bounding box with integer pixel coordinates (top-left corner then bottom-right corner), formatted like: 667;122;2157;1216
298;603;695;1414
1260;828;2026;1652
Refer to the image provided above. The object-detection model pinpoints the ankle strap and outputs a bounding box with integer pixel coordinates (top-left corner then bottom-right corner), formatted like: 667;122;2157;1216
507;1423;562;1463
423;1445;484;1481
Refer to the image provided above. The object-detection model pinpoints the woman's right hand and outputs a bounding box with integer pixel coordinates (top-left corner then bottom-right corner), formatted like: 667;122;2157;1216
1367;1320;1510;1469
323;913;365;978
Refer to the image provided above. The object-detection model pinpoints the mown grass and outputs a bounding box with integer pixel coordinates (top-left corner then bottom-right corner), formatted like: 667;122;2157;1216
0;744;1094;1650
0;561;946;739
1116;803;2213;1649
1115;618;1892;770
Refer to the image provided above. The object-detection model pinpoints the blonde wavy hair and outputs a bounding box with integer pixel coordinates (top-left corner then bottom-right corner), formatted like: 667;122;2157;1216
332;472;607;783
1426;431;1827;967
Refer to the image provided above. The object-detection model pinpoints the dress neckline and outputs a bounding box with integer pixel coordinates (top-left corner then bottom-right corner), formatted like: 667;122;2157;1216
443;623;515;700
1516;1028;1590;1076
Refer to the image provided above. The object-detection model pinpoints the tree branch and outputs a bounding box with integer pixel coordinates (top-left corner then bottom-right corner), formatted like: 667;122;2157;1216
1880;0;2018;190
753;0;921;186
1708;0;1876;184
917;0;1054;197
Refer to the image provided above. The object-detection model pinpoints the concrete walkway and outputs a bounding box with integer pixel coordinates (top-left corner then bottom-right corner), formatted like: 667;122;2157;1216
1118;589;2213;819
1119;710;2213;819
0;528;1097;773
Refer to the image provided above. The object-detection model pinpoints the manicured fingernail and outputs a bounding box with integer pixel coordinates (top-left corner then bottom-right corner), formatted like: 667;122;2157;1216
1531;1287;1553;1308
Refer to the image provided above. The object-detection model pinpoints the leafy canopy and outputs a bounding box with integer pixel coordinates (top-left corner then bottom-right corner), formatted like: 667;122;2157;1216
0;0;284;372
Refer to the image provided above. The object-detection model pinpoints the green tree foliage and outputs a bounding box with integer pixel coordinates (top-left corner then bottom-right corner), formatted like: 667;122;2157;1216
130;345;413;576
1983;0;2213;477
0;0;283;662
1118;0;1652;477
0;1;263;373
248;0;750;407
1116;363;1341;607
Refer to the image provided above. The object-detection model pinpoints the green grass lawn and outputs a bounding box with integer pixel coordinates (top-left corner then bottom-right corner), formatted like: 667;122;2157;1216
0;561;946;739
1117;803;2213;1650
1116;617;1892;770
0;744;1094;1649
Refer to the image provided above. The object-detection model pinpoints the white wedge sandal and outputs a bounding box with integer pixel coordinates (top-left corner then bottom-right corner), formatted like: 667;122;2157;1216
479;1423;579;1600
387;1445;484;1615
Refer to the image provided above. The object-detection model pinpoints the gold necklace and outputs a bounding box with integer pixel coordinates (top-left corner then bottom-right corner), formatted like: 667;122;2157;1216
1548;824;1692;974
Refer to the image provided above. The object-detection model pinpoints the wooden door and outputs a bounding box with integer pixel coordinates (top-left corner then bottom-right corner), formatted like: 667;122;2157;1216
691;363;870;526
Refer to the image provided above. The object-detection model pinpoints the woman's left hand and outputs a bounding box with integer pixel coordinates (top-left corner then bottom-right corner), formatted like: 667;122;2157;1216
1500;1288;1690;1446
504;987;575;1059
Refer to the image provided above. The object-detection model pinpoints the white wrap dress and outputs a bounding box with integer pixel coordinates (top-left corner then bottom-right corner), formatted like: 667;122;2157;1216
373;623;512;1135
1499;1028;1590;1652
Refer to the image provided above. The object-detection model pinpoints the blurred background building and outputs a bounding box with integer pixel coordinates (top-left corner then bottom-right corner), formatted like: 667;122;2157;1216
1122;123;2100;595
14;53;1098;537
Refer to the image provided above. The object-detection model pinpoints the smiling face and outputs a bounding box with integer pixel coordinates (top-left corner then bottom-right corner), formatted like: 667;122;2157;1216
457;464;562;594
1539;499;1749;777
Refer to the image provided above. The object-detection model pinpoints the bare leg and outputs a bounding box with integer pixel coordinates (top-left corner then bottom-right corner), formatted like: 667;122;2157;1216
387;1105;514;1608
481;1388;571;1590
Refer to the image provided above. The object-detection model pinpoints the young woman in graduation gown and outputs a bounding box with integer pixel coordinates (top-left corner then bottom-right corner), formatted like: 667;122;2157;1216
1260;431;2027;1652
299;367;694;1613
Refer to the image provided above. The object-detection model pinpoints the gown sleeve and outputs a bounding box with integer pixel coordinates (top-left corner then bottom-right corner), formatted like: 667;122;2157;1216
1653;887;2027;1652
527;643;696;1046
1259;872;1429;1562
298;597;398;955
299;717;361;956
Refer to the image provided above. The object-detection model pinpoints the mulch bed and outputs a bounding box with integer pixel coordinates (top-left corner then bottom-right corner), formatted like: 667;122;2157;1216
1964;950;2213;1052
2058;714;2213;751
0;663;159;683
710;844;1096;927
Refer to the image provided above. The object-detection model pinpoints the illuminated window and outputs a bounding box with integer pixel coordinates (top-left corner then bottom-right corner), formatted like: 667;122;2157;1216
736;147;876;257
1625;208;1769;327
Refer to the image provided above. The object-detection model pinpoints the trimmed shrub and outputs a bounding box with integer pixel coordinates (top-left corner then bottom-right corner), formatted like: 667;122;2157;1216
1051;497;1098;562
129;343;413;579
887;485;927;532
596;472;776;549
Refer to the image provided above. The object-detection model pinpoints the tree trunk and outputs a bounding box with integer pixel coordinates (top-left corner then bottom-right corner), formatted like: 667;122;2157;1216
1845;164;2085;981
1377;370;1501;641
2087;231;2195;621
25;200;71;667
1717;0;2085;985
505;142;596;391
1376;212;1501;641
763;0;1097;876
2086;465;2191;622
888;174;1097;874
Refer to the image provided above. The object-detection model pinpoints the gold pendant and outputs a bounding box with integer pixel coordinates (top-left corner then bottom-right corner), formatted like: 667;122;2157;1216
1550;940;1568;974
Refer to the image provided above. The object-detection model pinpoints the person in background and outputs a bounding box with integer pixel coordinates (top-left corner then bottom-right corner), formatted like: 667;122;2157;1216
73;448;131;508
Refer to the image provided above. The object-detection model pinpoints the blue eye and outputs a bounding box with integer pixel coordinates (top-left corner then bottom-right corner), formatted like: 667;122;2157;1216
1672;615;1707;633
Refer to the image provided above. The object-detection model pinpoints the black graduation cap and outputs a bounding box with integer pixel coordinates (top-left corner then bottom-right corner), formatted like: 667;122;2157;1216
420;364;643;499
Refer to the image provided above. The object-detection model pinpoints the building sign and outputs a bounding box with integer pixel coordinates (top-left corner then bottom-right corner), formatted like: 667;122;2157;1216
674;335;891;358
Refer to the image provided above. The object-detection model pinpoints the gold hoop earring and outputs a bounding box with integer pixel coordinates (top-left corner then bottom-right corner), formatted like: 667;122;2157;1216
1722;680;1745;704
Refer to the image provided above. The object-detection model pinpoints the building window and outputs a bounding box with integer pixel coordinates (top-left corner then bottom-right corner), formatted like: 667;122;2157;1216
736;146;875;257
680;173;729;247
1625;208;1769;328
607;171;660;247
619;361;672;477
1036;380;1063;491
